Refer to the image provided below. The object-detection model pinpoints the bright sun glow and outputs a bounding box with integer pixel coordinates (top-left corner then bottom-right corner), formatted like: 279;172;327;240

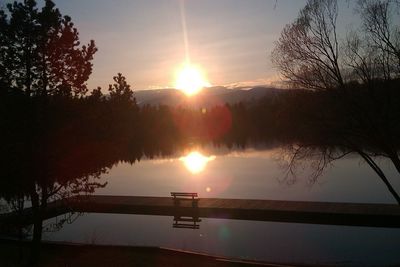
175;64;210;96
180;151;215;174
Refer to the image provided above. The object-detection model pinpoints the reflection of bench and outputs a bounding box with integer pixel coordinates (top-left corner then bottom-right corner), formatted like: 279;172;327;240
171;192;198;207
173;215;201;229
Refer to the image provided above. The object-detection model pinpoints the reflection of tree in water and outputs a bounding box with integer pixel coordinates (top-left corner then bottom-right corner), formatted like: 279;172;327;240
271;0;400;203
0;0;141;262
268;88;400;202
0;90;171;263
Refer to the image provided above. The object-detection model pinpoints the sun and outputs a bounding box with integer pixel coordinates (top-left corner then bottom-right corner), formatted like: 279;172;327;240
180;151;215;174
175;64;210;96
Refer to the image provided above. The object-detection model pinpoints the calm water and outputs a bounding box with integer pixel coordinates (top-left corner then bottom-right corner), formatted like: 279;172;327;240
39;148;400;266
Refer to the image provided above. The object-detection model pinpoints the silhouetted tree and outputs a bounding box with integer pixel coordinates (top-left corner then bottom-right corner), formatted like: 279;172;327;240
272;0;400;203
272;0;344;90
0;1;98;263
344;0;400;84
108;73;135;102
1;0;97;97
358;0;400;76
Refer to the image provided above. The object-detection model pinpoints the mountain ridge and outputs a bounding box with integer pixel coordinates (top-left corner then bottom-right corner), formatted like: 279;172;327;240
134;86;282;107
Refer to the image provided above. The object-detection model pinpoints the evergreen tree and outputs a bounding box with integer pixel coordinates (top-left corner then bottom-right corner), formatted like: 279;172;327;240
1;0;97;97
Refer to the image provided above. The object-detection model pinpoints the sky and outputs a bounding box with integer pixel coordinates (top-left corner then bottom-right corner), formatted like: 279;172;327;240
3;0;358;91
50;0;310;90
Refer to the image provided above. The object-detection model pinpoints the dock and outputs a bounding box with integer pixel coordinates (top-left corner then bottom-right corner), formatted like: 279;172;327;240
2;195;400;228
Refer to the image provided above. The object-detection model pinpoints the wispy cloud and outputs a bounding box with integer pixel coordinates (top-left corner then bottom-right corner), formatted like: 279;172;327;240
224;75;282;89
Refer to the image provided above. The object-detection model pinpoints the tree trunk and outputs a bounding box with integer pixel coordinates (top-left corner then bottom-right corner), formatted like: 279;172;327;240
29;189;42;265
388;151;400;176
359;151;400;204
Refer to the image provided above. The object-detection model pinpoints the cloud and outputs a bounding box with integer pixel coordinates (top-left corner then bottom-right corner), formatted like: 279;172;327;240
224;75;282;89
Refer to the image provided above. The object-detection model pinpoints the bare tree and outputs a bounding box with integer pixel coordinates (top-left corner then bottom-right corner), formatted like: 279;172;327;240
272;0;400;204
357;0;400;77
272;0;344;90
343;30;378;84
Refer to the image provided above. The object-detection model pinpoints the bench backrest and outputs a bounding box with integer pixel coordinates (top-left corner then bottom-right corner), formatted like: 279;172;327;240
171;192;198;197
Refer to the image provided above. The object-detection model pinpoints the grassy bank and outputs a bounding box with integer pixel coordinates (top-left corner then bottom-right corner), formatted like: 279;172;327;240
0;239;312;267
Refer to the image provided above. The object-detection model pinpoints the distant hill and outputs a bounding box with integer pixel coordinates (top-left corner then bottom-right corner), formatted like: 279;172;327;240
134;86;282;107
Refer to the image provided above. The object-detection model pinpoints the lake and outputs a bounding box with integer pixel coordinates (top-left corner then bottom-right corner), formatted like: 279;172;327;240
39;147;400;266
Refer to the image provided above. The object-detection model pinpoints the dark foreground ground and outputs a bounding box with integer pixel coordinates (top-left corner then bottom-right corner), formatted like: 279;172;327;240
0;239;329;267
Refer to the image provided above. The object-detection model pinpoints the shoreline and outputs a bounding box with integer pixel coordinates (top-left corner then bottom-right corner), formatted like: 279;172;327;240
0;238;330;267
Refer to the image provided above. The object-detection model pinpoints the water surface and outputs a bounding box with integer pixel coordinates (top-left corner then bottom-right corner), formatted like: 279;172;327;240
42;148;400;266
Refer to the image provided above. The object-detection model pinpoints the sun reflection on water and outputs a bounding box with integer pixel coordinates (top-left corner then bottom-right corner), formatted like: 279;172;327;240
179;151;216;174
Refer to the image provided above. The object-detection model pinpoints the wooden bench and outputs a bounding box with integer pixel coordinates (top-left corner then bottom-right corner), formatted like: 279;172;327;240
171;192;198;207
